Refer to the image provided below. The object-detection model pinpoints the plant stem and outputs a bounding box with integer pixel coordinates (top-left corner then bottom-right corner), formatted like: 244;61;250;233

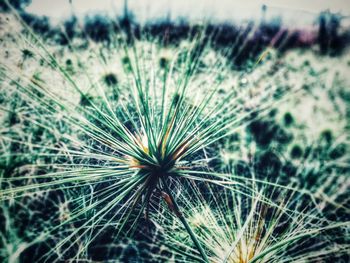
162;179;209;263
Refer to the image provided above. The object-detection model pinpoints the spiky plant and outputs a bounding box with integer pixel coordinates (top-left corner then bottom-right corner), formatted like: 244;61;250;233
0;9;304;262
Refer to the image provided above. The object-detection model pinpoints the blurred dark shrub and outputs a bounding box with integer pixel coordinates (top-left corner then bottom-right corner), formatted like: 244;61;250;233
84;15;112;42
0;0;31;12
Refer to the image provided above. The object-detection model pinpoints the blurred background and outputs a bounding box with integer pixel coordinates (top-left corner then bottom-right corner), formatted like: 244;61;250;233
25;0;350;26
2;0;350;68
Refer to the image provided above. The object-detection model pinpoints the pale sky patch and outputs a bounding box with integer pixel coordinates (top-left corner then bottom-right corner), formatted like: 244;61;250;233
26;0;350;26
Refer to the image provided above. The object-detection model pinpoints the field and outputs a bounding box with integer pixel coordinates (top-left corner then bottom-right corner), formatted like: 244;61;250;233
0;4;349;263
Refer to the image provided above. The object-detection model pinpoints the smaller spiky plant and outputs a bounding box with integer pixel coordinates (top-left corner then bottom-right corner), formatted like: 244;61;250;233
157;175;350;262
